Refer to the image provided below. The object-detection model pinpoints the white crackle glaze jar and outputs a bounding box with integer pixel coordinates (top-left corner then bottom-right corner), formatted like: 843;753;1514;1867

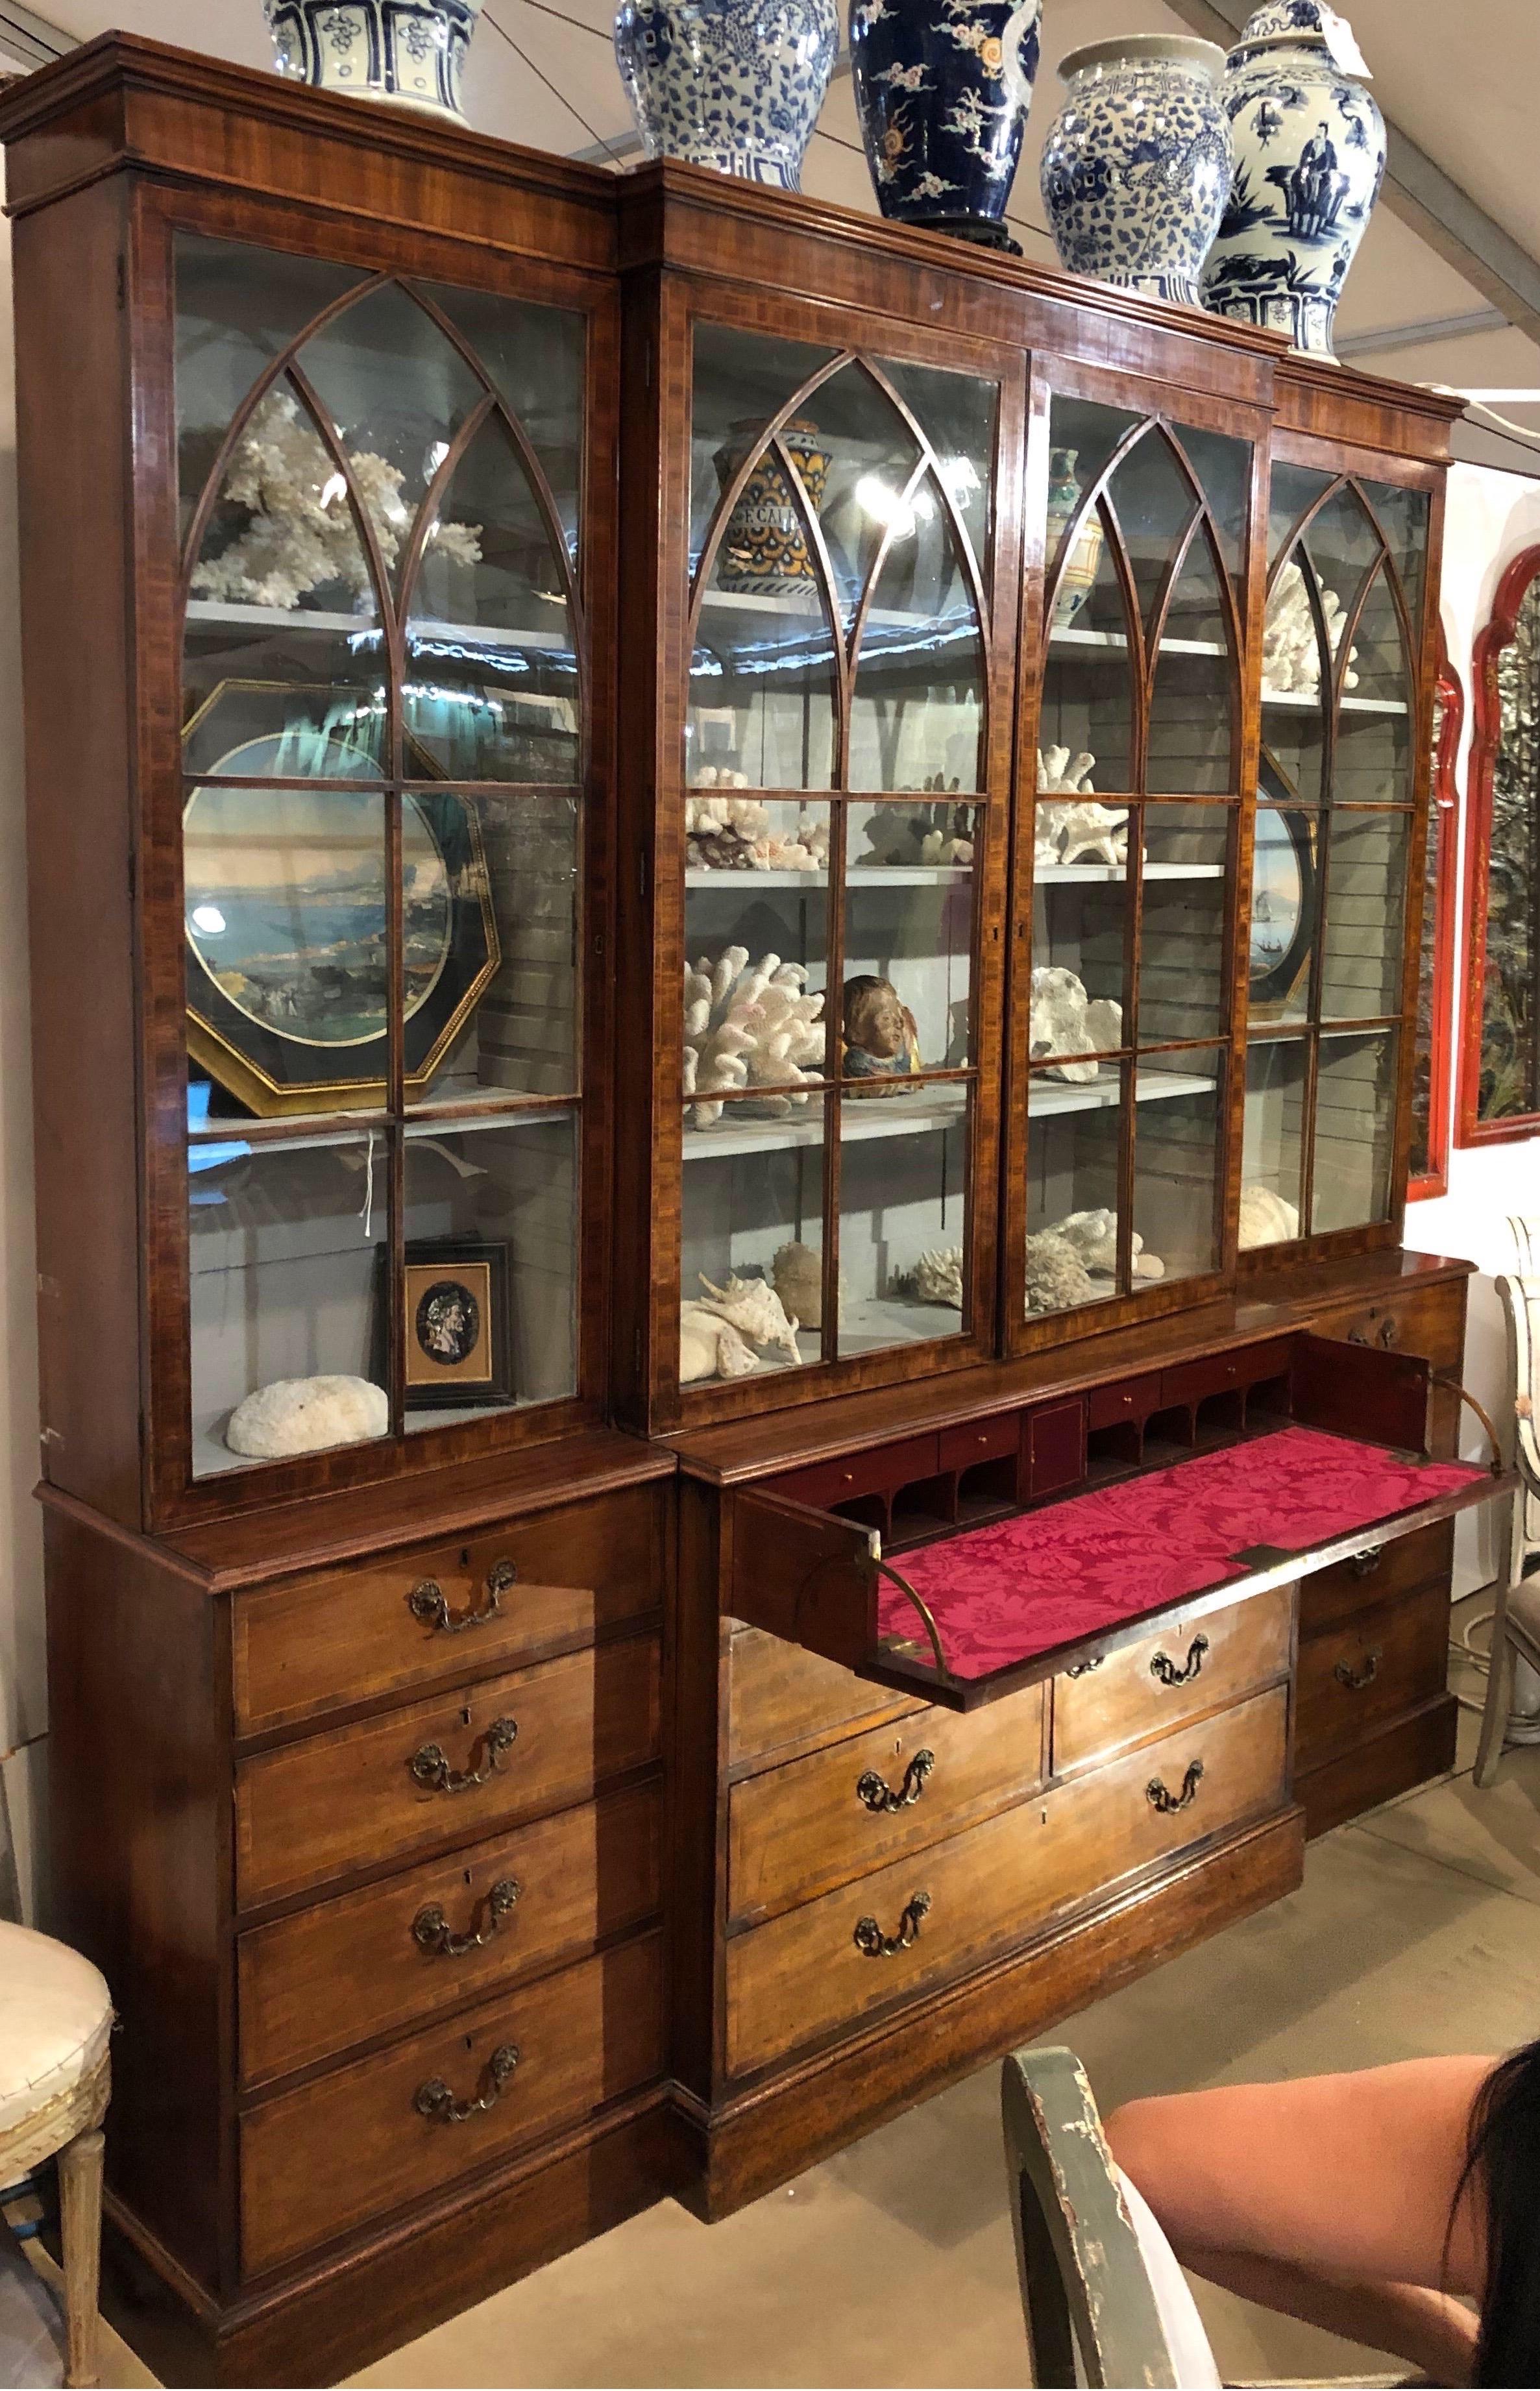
264;1;484;122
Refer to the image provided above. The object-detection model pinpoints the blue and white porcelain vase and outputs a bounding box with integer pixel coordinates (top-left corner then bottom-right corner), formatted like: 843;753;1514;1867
264;0;483;119
613;0;839;190
1039;36;1232;306
849;0;1041;252
1201;1;1386;360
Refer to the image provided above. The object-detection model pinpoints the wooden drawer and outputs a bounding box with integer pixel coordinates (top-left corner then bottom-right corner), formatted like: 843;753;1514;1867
1299;1517;1453;1639
232;1484;661;1735
1312;1281;1465;1377
1052;1585;1293;1776
1088;1373;1162;1432
729;1683;1045;1928
1295;1586;1449;1772
783;1434;940;1512
240;1931;662;2278
238;1782;661;2088
726;1686;1288;2078
728;1626;923;1770
939;1414;1018;1473
236;1634;659;1908
1162;1343;1284;1409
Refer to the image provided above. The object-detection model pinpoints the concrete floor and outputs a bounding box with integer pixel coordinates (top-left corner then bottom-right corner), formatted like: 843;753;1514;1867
24;1627;1540;2390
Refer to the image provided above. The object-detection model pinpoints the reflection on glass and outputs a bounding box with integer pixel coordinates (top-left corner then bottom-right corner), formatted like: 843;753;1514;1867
188;1129;387;1477
1241;1038;1306;1247
403;411;578;781
849;476;985;791
680;1102;824;1380
1147;534;1236;794
1132;1068;1222;1286
1042;519;1134;790
184;374;390;770
411;791;578;1105
1177;423;1249;580
402;1110;577;1427
846;805;973;1070
1031;872;1127;1080
1311;1030;1396;1231
1110;430;1198;637
175;234;367;544
884;358;997;577
690;325;835;578
774;362;920;633
685;828;831;1088
298;280;484;543
837;1092;969;1353
415;280;585;563
1321;810;1409;1020
1027;1075;1122;1314
1139;806;1231;1043
1250;802;1317;1025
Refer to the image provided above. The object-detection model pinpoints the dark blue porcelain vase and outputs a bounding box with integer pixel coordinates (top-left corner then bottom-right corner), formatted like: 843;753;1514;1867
849;0;1041;249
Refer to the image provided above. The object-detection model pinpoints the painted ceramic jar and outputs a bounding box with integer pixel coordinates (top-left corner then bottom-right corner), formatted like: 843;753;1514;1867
849;0;1042;251
713;419;833;596
613;0;839;191
1039;36;1232;307
264;0;483;119
1045;447;1105;628
1201;1;1386;359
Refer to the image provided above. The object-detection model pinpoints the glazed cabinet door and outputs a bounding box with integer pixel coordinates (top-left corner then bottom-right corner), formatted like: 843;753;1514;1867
1241;450;1436;1257
1012;373;1262;1345
643;293;1025;1425
149;210;617;1514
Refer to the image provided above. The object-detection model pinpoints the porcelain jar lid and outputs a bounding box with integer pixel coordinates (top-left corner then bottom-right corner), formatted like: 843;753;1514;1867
1056;32;1225;84
1231;1;1373;75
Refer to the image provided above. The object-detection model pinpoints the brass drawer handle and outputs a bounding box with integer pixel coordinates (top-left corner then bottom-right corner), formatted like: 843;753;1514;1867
853;1891;931;1957
413;1876;521;1959
409;1716;518;1795
413;2042;519;2125
1066;1654;1104;1679
1150;1633;1209;1689
1348;1545;1385;1579
1146;1760;1204;1815
408;1560;517;1636
1334;1647;1382;1693
1348;1316;1397;1349
856;1750;935;1813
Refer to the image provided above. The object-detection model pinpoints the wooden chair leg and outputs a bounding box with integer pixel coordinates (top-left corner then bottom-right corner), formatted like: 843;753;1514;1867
1475;1623;1514;1789
56;2126;104;2389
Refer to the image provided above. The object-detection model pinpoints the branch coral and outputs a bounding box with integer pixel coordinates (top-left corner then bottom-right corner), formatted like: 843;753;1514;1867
682;948;826;1127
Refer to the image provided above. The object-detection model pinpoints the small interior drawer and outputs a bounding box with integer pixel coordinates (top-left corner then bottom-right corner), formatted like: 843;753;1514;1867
238;1781;662;2088
239;1932;662;2279
1052;1584;1293;1776
728;1680;1045;1928
1162;1343;1286;1408
1295;1585;1450;1772
1088;1374;1162;1432
939;1414;1019;1472
236;1632;659;1909
233;1484;662;1735
784;1435;940;1515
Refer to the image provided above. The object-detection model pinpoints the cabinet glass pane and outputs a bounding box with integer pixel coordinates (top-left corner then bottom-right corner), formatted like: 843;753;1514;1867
415;281;585;564
403;413;579;783
837;1090;969;1353
690;504;838;791
1269;461;1332;555
1041;586;1134;794
680;1103;824;1381
883;359;997;576
684;887;831;1118
402;1112;577;1428
410;791;578;1105
1031;873;1127;1078
1178;424;1249;580
689;325;835;578
774;362;922;634
1146;537;1235;794
188;1129;387;1478
1138;806;1232;1044
1261;551;1328;803
846;807;973;1071
1027;1074;1123;1315
1334;565;1412;805
1311;1030;1396;1231
848;482;985;792
1363;478;1430;625
1321;810;1409;1020
1110;431;1198;638
1250;803;1317;1026
175;234;368;545
1241;1038;1306;1247
299;282;485;556
1132;1064;1222;1286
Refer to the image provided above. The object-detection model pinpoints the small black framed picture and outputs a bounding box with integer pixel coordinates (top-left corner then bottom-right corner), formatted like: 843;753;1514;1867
393;1238;514;1410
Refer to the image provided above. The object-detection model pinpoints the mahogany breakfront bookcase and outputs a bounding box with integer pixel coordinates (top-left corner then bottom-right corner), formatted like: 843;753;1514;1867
0;33;1503;2389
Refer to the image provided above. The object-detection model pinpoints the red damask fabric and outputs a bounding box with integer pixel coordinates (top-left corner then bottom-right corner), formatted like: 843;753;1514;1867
878;1427;1486;1682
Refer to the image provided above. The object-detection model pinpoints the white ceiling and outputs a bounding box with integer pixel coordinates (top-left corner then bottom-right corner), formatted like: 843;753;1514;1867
30;0;1540;465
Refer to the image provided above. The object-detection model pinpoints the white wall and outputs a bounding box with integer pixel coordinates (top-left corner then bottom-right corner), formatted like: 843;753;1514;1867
0;197;45;1925
1405;461;1540;1603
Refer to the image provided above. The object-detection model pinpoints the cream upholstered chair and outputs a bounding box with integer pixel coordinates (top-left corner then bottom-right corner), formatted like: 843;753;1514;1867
1474;1266;1540;1787
1001;2047;1400;2390
0;1922;112;2387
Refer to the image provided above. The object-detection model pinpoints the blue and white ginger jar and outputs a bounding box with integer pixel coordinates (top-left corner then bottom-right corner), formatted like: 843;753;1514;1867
1039;36;1232;307
849;0;1041;251
264;0;482;119
614;0;839;191
1200;0;1386;359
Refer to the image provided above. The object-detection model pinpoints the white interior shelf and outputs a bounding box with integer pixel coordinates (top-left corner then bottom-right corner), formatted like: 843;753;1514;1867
1049;627;1227;657
1034;862;1225;884
696;587;974;635
1262;686;1408;716
185;599;571;653
685;864;973;890
683;1090;967;1161
1028;1068;1217;1118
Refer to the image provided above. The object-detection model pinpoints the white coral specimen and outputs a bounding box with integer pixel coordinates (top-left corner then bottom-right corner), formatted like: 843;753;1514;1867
695;1271;802;1363
1029;966;1121;1083
683;949;825;1127
1047;800;1129;869
1025;1232;1095;1315
1038;745;1096;796
1238;1184;1300;1250
1261;558;1360;698
191;387;480;611
899;1245;964;1307
1044;1208;1166;1282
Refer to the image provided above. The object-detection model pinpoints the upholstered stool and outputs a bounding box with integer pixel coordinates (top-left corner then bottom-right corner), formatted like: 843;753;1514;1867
0;1922;112;2388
